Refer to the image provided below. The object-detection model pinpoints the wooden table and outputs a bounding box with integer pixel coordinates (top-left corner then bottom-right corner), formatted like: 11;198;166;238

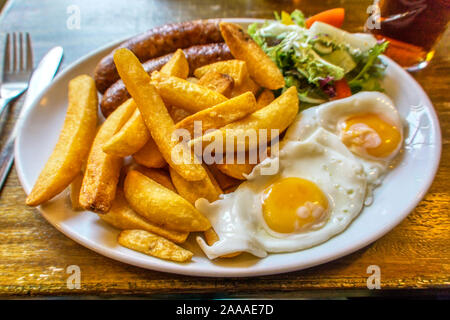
0;0;448;297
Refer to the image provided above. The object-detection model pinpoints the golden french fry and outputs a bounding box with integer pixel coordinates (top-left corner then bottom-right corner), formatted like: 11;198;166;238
169;165;222;205
220;22;285;90
204;228;241;258
168;105;192;123
134;166;177;192
186;77;199;84
256;89;275;109
194;60;247;86
215;162;255;180
174;92;257;137
70;172;84;210
118;230;193;262
170;163;235;259
160;49;189;79
216;145;273;180
132;138;167;169
206;164;241;191
103;51;189;157
102;103;151;157
114;48;206;181
79;98;135;213
150;71;228;113
197;71;234;98
230;75;261;98
100;189;188;243
214;141;279;182
26;75;98;206
124;170;211;232
190;86;299;152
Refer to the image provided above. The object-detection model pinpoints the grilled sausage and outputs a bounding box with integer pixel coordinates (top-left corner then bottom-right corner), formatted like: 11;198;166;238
94;20;223;93
100;42;232;117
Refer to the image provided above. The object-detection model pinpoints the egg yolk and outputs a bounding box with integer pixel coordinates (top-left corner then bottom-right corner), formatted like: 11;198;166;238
262;177;329;234
341;113;401;159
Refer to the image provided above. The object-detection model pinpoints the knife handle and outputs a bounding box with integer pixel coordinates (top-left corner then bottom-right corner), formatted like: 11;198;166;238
0;133;16;191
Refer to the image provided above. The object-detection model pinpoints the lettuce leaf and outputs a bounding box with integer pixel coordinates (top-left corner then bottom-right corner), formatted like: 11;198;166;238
290;9;306;27
248;10;388;107
348;41;388;93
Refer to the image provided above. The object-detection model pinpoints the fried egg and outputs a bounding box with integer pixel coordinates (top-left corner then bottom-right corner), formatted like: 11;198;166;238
196;92;403;259
285;92;403;193
196;129;367;259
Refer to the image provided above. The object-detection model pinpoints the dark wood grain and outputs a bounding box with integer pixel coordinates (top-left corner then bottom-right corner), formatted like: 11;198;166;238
0;0;448;297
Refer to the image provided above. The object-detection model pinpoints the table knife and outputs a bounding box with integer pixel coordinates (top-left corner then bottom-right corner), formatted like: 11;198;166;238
0;46;63;191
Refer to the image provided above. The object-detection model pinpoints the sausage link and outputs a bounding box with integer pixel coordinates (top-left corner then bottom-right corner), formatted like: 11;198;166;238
100;42;232;117
94;20;223;93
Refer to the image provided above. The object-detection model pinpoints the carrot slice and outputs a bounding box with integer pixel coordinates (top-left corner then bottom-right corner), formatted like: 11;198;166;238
334;79;352;99
306;8;345;29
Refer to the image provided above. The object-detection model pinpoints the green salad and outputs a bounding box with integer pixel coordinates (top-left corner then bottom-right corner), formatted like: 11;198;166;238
248;10;388;108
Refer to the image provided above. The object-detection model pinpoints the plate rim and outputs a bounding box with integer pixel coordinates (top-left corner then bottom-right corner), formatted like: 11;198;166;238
14;18;442;277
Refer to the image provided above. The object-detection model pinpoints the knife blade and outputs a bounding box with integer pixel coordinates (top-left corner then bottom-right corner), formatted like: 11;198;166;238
0;46;64;191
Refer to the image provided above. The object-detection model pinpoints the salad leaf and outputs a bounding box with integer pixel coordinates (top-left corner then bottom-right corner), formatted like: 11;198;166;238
290;9;306;27
247;22;265;47
293;45;345;84
247;10;388;108
348;41;388;92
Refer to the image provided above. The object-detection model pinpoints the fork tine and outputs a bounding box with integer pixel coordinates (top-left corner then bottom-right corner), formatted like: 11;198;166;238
25;33;33;71
4;33;10;73
12;32;17;72
18;32;24;71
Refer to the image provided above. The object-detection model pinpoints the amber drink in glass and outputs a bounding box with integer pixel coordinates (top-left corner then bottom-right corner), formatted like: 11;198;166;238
367;0;450;70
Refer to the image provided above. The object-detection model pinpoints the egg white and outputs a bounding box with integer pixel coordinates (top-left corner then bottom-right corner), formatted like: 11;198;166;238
196;129;367;259
285;92;403;197
196;92;404;259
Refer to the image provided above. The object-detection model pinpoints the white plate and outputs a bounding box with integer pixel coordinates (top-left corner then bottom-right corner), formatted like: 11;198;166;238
15;19;442;277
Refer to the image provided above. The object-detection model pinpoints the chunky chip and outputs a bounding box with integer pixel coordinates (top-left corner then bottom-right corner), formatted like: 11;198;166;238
206;164;241;191
160;48;189;79
69;172;84;210
102;103;151;157
124;170;211;232
103;50;189;158
220;22;285;90
197;71;234;98
215;162;255;180
230;74;261;98
194;60;247;86
215;144;273;180
132;136;167;169
168;106;192;123
256;89;275;109
174;92;257;137
79;98;135;213
118;230;193;262
133;166;176;192
150;71;228;113
190;86;299;152
169;166;222;205
114;48;206;181
100;189;188;243
26;75;98;206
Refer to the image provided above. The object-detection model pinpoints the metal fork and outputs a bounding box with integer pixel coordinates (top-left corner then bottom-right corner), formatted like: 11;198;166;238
0;32;33;118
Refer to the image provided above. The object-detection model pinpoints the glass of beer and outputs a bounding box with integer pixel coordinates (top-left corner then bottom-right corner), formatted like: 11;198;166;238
366;0;450;71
